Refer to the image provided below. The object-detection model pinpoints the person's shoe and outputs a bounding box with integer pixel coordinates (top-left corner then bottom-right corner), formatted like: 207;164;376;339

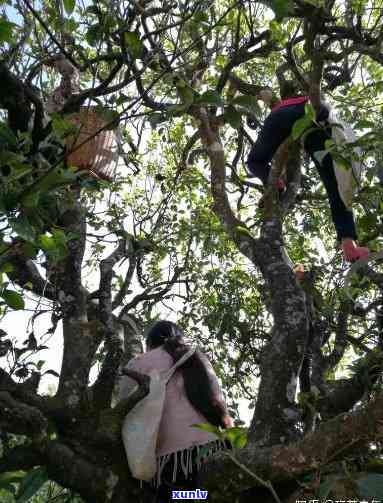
258;178;286;208
341;239;369;262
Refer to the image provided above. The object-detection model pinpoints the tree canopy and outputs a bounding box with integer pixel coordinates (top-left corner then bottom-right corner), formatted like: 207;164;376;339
2;0;383;501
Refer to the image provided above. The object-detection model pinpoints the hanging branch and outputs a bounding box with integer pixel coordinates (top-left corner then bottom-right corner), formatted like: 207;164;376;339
303;15;325;112
22;0;80;69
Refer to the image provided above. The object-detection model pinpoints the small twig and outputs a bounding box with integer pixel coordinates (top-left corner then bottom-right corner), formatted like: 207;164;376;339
22;0;80;69
225;451;282;503
320;436;361;466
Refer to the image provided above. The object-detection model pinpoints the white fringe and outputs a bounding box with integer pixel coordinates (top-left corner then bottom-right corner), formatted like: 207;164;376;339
196;445;201;472
172;451;178;482
157;453;170;487
152;440;225;487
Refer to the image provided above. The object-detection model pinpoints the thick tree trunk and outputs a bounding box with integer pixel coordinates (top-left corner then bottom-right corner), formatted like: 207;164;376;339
198;111;308;447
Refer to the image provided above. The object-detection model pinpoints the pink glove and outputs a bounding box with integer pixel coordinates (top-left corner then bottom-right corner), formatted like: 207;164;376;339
223;415;234;429
274;178;286;191
341;239;369;262
258;178;286;208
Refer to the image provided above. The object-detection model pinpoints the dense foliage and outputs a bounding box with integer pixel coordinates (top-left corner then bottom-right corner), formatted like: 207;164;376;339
1;0;383;501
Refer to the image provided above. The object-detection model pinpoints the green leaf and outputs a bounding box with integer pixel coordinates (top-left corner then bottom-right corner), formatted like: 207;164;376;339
21;242;38;259
231;95;260;115
224;107;242;129
22;191;40;210
193;11;209;23
0;156;32;183
85;5;100;15
16;467;49;503
225;427;248;449
0;122;17;146
95;107;120;129
270;0;292;20
115;94;130;106
304;0;325;6
0;470;21;495
324;139;335;150
1;263;13;274
304;103;315;121
0;150;23;166
63;0;75;15
148;113;167;129
9;215;36;242
195;91;223;106
177;86;195;109
38;229;71;262
36;360;45;370
64;18;79;33
125;32;143;59
191;422;222;435
234;434;247;448
291;116;311;140
51;228;68;246
236;226;252;237
22;166;79;196
0;471;25;487
39;234;60;253
2;289;25;310
51;114;77;138
0;241;9;253
0;18;16;43
86;24;100;46
356;119;375;129
356;473;383;499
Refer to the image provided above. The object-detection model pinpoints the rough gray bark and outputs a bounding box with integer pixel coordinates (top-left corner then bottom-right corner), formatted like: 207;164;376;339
56;196;94;407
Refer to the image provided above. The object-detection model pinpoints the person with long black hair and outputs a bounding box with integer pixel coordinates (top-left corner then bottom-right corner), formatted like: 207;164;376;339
119;320;233;502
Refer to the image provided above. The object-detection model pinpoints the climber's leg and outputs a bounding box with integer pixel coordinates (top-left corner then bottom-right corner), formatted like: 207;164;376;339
304;128;369;262
246;103;306;185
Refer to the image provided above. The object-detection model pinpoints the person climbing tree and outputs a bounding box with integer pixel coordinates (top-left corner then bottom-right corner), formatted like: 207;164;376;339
119;320;233;503
246;86;369;263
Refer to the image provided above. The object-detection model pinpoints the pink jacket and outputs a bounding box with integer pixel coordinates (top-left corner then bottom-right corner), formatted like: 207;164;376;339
119;347;225;457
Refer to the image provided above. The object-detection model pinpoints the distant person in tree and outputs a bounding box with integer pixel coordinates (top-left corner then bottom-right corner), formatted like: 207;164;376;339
246;85;369;263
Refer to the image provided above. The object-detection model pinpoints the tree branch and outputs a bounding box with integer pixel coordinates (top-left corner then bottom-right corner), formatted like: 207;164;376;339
91;240;128;409
0;391;47;438
0;445;42;472
1;250;56;301
216;31;273;93
323;299;352;370
200;392;383;499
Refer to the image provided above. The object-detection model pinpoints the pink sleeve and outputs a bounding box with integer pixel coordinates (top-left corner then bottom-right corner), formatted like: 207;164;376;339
117;356;144;401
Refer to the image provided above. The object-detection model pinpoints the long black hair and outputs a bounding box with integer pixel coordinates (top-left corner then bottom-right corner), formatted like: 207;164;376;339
146;320;228;428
